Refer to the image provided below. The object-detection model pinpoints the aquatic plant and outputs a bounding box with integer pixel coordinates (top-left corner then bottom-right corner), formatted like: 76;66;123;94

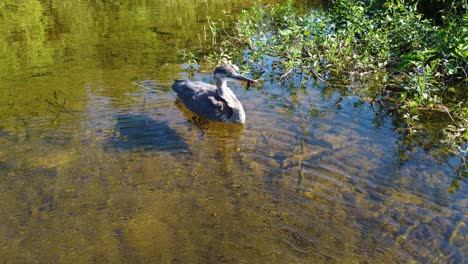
186;0;467;191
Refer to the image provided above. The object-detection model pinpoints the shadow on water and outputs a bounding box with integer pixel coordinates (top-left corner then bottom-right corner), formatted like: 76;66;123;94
106;113;189;154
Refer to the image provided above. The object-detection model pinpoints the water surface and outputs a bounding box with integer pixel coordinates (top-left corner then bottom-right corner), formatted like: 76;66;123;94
0;1;466;263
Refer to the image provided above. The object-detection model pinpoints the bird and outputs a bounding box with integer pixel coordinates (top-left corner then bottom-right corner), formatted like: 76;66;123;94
172;64;256;124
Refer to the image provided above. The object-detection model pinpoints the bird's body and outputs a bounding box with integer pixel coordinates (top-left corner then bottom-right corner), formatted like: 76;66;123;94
172;80;242;123
172;65;255;124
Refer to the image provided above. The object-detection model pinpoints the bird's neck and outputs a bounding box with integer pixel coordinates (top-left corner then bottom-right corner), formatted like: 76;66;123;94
215;78;245;124
215;78;232;99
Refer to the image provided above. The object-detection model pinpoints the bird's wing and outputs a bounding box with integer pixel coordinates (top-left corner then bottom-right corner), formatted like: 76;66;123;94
172;80;233;121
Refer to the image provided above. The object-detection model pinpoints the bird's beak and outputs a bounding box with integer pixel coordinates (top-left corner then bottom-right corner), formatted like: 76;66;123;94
232;74;257;84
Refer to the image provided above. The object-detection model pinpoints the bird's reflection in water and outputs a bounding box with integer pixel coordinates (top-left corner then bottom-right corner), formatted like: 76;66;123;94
107;113;189;154
175;99;246;190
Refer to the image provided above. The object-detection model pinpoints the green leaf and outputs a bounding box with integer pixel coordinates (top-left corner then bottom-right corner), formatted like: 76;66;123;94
396;52;424;71
447;63;457;75
455;43;468;61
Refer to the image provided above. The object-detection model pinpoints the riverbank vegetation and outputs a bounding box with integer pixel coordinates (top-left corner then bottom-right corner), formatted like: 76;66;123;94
184;0;467;190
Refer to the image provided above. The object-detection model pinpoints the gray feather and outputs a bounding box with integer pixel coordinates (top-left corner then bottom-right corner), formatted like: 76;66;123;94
172;80;233;121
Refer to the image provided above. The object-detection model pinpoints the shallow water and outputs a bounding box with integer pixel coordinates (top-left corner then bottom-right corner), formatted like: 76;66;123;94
0;1;466;263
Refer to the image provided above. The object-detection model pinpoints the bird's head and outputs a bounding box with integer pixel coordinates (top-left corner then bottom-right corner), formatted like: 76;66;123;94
213;64;257;85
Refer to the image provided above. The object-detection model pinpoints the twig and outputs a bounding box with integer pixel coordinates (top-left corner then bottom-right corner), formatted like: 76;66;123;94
221;20;233;38
441;103;458;126
310;70;331;86
280;68;293;80
250;61;272;75
48;98;68;127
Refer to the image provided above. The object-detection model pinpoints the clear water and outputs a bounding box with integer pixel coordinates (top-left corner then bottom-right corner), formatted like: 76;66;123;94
0;1;466;263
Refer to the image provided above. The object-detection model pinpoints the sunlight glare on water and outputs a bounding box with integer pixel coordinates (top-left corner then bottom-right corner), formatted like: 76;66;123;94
0;0;466;263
